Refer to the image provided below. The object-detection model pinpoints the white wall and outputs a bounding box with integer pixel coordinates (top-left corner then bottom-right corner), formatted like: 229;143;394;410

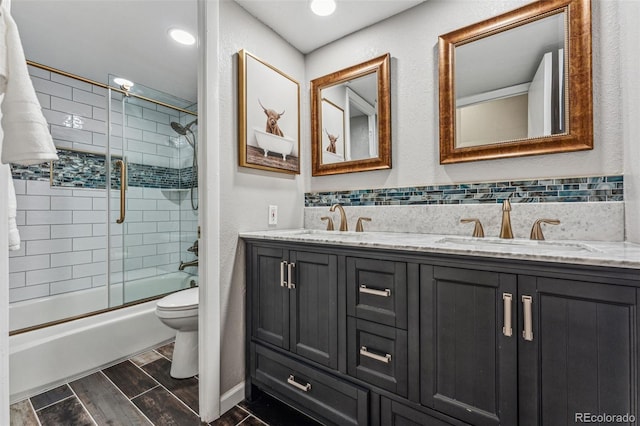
620;0;640;243
216;0;306;394
305;0;624;192
2;3;13;425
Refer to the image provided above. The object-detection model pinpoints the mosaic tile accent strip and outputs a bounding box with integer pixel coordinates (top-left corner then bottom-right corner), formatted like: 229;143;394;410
305;176;624;207
10;149;196;190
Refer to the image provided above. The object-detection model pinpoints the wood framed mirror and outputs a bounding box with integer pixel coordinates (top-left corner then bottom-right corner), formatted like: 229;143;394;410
311;54;391;176
439;0;592;164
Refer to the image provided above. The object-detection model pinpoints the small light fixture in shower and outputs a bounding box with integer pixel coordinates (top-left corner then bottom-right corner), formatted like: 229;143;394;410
169;28;196;46
113;77;134;91
310;0;336;16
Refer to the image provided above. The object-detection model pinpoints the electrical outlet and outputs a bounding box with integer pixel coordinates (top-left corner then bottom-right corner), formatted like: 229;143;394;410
268;205;278;225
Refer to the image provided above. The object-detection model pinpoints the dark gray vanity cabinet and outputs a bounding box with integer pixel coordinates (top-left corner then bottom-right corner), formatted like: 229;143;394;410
420;264;639;426
250;245;339;369
420;266;518;426
245;238;640;426
517;275;638;426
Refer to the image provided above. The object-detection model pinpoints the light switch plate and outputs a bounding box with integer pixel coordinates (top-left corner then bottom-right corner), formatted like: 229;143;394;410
268;205;278;225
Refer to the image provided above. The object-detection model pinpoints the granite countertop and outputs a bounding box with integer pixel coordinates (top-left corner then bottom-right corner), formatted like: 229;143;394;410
239;229;640;270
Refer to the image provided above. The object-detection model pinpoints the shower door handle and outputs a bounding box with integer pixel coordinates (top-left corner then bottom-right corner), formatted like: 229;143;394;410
116;160;126;224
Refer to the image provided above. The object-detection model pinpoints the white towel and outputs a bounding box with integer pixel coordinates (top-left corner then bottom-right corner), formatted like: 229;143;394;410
5;165;19;250
0;4;58;166
0;5;58;251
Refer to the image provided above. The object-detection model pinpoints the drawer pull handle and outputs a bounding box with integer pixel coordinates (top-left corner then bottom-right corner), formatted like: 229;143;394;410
503;293;513;337
359;285;391;297
360;346;392;363
280;261;287;287
287;375;311;392
522;295;534;341
287;262;296;289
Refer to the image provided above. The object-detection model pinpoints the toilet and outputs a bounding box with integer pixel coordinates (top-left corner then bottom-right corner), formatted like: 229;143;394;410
155;287;199;378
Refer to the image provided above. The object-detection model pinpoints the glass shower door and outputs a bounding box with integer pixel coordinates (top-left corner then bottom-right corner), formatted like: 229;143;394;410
108;79;198;307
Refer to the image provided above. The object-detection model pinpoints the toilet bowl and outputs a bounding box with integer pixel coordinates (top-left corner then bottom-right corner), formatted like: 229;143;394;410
155;287;199;378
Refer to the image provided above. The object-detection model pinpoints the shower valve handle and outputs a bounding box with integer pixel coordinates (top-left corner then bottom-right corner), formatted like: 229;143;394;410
187;240;199;257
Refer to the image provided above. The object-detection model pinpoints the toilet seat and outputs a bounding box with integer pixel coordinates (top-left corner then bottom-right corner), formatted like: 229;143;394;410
156;307;198;319
156;287;198;311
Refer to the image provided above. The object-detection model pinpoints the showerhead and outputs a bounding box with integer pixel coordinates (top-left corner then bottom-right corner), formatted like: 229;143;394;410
170;119;198;136
171;121;187;135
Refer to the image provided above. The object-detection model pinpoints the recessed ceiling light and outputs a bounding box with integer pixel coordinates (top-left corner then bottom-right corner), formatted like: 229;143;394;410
168;28;196;46
310;0;336;16
113;77;134;90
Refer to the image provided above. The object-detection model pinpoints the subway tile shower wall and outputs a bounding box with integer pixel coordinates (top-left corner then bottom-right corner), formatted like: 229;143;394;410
8;65;198;306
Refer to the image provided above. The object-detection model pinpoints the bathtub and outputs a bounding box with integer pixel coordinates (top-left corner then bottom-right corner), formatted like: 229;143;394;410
9;272;197;402
253;127;294;160
322;150;345;164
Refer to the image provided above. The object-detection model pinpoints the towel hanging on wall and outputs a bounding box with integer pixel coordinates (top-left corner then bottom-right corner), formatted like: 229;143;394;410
0;4;58;165
0;4;58;250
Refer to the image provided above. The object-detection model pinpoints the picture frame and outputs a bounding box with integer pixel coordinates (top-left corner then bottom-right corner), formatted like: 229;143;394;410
320;98;345;164
238;49;301;174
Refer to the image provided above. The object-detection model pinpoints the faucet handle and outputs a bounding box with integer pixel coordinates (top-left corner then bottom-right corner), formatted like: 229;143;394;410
187;240;199;256
321;216;334;231
460;218;485;238
530;219;560;240
355;217;372;232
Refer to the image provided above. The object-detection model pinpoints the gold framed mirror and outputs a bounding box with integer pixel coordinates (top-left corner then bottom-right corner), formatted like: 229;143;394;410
311;54;391;176
439;0;592;164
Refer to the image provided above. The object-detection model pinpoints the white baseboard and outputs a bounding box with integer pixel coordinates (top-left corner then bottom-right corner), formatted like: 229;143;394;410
220;381;245;415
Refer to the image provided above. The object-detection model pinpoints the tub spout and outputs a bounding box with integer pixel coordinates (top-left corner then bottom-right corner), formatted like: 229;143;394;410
179;259;199;271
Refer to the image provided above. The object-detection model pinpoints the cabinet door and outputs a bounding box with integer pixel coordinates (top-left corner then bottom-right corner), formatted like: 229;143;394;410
421;265;517;426
289;251;339;369
518;276;638;426
251;246;290;349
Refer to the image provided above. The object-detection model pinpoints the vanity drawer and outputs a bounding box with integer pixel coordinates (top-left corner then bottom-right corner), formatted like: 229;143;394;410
252;344;369;426
380;397;464;426
347;257;407;328
347;318;408;397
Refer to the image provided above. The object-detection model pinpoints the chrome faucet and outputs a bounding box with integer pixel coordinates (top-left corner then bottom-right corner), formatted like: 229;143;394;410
329;204;348;231
179;259;198;271
499;199;514;239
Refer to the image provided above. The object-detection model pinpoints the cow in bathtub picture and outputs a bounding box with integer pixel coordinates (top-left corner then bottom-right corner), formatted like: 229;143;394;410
252;100;296;162
322;128;345;164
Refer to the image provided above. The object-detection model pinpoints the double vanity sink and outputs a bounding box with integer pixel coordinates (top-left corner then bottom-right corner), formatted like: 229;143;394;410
241;228;640;425
240;228;640;269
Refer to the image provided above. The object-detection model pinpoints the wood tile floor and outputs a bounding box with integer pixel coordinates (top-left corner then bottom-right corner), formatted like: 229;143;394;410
9;342;321;426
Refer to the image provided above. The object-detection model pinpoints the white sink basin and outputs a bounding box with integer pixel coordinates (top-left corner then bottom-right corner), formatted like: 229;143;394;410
435;236;600;253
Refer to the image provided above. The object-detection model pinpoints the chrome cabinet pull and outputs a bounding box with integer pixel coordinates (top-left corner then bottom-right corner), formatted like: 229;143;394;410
287;375;311;392
503;293;513;337
522;295;534;341
280;261;287;287
287;262;296;289
359;284;391;297
360;346;392;364
115;160;126;224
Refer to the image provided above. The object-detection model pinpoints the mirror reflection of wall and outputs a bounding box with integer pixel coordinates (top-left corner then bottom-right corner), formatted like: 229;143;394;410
454;12;566;148
319;72;378;165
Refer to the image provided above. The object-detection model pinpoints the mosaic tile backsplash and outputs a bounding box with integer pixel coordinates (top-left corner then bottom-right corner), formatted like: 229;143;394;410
305;175;624;207
10;149;197;190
